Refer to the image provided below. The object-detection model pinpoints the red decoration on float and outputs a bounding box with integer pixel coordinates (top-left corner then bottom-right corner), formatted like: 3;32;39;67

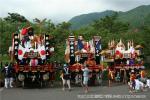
131;52;136;58
115;50;123;58
18;50;23;55
21;28;28;35
115;50;120;54
40;50;45;55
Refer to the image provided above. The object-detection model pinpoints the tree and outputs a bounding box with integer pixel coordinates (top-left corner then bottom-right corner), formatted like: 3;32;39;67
92;13;129;33
54;22;71;42
50;22;71;62
56;22;71;30
4;13;28;23
33;18;47;33
46;19;55;33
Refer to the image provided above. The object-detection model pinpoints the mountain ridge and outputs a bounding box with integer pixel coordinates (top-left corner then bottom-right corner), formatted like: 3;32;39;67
69;5;150;30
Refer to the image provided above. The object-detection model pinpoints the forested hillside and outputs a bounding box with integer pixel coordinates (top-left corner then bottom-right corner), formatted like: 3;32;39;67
69;5;150;30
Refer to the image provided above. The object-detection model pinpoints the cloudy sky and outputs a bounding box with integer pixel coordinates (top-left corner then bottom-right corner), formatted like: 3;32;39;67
0;0;150;22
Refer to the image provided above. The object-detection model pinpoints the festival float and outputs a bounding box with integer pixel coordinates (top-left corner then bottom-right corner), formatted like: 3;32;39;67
10;27;54;87
101;39;144;82
65;35;103;85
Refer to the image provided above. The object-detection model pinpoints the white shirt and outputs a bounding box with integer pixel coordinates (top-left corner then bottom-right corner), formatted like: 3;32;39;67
147;79;150;88
82;67;90;77
135;79;144;90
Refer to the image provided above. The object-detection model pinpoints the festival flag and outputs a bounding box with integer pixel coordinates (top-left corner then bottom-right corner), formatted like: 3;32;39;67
65;45;70;63
77;39;84;50
95;41;101;50
18;45;26;60
38;45;46;60
89;39;95;53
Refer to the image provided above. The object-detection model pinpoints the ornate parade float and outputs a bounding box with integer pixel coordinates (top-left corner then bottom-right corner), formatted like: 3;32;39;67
65;35;103;85
101;39;144;83
10;27;54;87
102;39;144;68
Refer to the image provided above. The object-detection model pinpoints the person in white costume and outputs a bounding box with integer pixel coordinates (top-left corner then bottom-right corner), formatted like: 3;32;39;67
146;78;150;88
135;79;144;91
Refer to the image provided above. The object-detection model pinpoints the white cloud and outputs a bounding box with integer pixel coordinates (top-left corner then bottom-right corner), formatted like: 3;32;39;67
0;0;150;22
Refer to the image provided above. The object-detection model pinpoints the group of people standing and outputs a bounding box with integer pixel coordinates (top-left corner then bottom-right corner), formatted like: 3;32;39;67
128;68;150;93
0;62;91;93
60;63;91;93
1;61;150;94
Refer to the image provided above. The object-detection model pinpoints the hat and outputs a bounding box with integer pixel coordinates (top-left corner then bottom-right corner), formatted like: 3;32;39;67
5;63;8;66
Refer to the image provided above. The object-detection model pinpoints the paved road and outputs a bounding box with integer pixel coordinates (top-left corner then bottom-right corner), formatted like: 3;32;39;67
0;84;150;100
